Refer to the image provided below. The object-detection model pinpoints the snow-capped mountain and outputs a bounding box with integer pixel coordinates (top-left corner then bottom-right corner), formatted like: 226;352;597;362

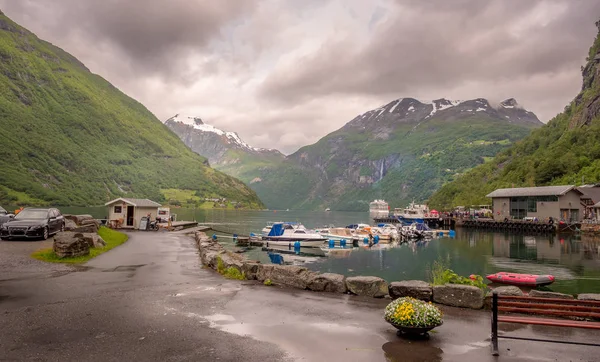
346;97;541;131
165;114;284;172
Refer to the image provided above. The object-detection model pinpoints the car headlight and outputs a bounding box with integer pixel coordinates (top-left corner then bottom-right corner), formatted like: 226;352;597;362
29;225;43;230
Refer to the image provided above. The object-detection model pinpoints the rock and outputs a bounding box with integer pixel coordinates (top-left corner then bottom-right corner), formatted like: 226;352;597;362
577;293;600;301
76;233;106;248
53;232;90;258
242;262;261;280
433;284;484;309
484;286;523;309
345;276;388;298
388;280;432;301
490;286;524;296
308;273;347;293
72;224;98;234
64;219;77;231
80;218;100;228
72;214;94;225
529;290;574;299
257;265;317;289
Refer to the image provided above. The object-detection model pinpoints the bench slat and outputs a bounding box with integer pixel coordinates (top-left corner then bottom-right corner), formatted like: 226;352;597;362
501;301;600;312
498;306;600;319
498;315;600;329
498;295;600;306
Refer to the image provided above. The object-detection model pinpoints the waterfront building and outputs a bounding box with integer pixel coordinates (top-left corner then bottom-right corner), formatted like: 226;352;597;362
486;185;583;222
105;198;162;229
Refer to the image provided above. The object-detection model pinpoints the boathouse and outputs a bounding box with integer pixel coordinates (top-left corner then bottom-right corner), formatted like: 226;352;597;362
486;185;583;222
104;198;161;229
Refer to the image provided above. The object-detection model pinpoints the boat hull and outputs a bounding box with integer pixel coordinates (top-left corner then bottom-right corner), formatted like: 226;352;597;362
262;238;326;248
486;272;555;287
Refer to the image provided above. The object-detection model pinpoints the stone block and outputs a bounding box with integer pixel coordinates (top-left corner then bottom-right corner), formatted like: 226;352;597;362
346;276;388;298
241;262;261;280
577;293;600;301
53;232;90;258
528;290;574;299
433;284;484;309
388;280;432;301
484;286;523;309
308;273;347;293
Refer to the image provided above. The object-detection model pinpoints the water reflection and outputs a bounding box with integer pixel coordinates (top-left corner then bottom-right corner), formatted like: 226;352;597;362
56;208;600;294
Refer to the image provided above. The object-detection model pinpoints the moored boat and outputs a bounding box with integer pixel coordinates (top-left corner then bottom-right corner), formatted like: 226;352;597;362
486;272;555;287
262;222;326;247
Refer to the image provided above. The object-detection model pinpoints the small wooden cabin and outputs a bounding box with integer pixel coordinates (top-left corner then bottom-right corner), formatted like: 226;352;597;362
105;198;161;229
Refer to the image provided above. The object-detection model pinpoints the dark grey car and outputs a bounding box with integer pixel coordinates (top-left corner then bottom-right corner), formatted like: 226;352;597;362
0;206;14;228
0;208;65;240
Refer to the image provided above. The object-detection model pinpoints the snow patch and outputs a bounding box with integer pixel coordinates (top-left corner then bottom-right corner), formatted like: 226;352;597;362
170;114;260;151
502;105;515;109
408;105;415;112
475;107;487;112
388;99;402;113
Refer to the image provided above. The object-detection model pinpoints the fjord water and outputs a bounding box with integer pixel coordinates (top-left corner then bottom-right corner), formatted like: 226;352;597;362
62;207;600;295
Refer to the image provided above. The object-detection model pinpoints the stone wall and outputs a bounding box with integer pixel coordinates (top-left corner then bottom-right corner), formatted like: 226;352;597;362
195;232;504;309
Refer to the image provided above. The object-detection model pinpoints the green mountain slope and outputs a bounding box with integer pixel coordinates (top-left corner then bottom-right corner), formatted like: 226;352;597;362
428;22;600;210
248;97;541;211
0;11;263;208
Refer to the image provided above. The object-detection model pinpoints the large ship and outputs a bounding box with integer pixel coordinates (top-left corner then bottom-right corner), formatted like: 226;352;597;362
369;199;389;218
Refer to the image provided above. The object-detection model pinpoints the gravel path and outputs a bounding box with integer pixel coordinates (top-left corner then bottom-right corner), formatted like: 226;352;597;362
0;239;75;281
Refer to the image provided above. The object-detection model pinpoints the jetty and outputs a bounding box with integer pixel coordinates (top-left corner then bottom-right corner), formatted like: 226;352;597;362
458;218;559;233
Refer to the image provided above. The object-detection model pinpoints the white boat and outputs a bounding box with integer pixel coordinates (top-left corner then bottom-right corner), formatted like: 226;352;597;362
321;227;358;244
372;224;399;242
401;222;435;239
369;199;389;218
393;201;432;222
262;222;327;247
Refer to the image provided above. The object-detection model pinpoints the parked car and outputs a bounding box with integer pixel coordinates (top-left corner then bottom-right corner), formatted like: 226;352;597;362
0;206;14;228
0;208;65;240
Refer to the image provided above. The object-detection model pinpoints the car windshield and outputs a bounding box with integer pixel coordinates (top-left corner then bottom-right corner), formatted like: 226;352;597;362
14;210;48;220
0;206;6;214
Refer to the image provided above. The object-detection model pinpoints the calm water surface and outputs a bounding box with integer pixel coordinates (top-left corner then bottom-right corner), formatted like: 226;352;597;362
60;207;600;295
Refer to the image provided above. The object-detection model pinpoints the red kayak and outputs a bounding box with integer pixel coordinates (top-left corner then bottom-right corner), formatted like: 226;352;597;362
486;272;555;287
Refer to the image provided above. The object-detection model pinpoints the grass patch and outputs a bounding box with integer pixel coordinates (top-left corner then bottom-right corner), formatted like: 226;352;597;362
429;257;487;290
31;226;128;264
215;256;246;280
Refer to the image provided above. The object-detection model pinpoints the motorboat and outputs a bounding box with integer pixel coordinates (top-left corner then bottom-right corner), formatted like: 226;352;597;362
262;222;327;247
486;272;555;287
369;199;389;218
392;201;440;223
321;227;359;243
400;222;435;239
372;223;399;242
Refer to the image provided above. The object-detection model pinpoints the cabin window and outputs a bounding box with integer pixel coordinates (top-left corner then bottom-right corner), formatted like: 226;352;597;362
294;230;306;234
114;206;122;213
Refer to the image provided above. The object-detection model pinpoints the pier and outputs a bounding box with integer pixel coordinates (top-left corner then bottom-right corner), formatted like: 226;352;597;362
458;218;557;233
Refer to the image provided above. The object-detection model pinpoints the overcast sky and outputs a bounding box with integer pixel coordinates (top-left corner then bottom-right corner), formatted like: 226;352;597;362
2;0;599;154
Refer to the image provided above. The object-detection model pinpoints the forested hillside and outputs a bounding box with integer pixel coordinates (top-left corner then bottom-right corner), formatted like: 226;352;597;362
0;11;263;208
428;21;600;210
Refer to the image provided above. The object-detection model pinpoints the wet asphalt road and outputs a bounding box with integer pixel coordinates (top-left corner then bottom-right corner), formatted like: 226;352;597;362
1;232;599;362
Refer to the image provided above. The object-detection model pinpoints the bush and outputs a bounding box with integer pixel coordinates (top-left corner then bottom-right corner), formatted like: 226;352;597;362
222;267;245;280
429;258;487;290
384;297;443;328
264;279;273;286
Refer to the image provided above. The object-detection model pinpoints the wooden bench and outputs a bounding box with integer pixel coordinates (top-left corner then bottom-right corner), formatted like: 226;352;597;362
491;292;600;355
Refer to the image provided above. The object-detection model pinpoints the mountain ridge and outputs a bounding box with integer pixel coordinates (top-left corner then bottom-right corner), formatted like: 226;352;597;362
168;95;541;210
0;12;263;208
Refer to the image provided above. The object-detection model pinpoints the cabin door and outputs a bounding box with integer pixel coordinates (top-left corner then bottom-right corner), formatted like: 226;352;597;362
126;206;135;226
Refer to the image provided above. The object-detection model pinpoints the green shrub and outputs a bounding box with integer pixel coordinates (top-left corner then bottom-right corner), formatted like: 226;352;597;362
429;258;487;290
223;267;245;280
216;256;225;274
264;279;273;286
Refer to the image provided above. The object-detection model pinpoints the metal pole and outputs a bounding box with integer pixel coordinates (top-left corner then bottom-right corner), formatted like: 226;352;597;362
491;291;499;356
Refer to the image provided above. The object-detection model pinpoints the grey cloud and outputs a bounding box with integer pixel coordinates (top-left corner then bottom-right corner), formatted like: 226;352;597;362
260;0;600;121
0;0;257;78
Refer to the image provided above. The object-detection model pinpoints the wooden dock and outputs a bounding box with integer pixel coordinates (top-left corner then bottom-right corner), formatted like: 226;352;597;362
459;219;557;233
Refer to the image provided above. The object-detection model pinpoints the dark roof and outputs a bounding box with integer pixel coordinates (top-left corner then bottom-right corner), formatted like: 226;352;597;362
105;198;161;207
577;186;600;203
486;185;580;198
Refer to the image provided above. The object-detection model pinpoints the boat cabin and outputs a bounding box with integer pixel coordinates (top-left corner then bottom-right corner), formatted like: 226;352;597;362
105;198;162;229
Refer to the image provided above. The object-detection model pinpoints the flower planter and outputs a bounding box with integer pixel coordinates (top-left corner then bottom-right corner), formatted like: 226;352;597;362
384;297;443;337
388;321;443;335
